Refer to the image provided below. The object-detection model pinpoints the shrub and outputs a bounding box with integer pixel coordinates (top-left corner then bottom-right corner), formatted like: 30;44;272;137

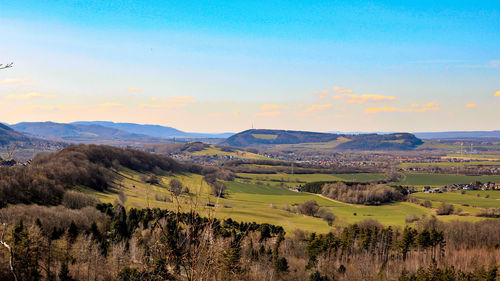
423;200;433;208
145;174;160;185
169;179;183;196
405;214;420;223
436;202;454;215
297;200;320;216
477;208;500;218
118;190;127;205
62;191;100;209
318;209;335;226
155;193;172;202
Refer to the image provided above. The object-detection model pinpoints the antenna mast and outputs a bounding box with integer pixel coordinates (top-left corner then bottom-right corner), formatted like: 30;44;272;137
469;143;473;162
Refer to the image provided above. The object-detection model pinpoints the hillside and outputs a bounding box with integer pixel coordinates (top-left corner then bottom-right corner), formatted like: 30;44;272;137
0;123;31;144
144;141;269;160
10;122;180;146
12;122;149;140
73;121;234;138
223;129;423;150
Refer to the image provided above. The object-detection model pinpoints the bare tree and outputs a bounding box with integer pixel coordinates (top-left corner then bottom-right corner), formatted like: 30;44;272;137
0;62;13;70
5;142;18;160
0;223;17;281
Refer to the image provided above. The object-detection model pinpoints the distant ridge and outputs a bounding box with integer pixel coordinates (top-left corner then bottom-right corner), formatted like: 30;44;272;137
72;121;234;139
0;123;32;144
413;131;500;139
12;122;149;141
222;129;423;150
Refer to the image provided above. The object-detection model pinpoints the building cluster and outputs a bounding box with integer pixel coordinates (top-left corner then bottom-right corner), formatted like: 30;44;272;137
423;182;500;193
0;158;31;167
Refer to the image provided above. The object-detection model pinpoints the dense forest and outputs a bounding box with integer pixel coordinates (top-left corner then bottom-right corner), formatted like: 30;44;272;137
0;204;498;280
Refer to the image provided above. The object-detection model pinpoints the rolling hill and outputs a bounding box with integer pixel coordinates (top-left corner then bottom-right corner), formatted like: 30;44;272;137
12;122;149;141
0;123;32;145
72;121;234;138
222;129;424;150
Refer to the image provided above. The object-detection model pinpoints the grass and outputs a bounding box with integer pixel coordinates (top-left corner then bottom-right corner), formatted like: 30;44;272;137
80;168;494;234
251;134;278;140
238;173;387;185
411;192;500;208
446;154;500;160
189;145;270;160
398;161;500;168
397;173;500;187
274;137;351;149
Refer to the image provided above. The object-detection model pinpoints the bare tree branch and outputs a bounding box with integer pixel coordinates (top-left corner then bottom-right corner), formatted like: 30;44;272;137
5;142;18;160
0;62;13;70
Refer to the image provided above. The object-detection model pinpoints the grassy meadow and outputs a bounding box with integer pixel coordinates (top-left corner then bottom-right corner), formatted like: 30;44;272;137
189;145;270;160
397;173;500;187
237;172;387;187
398;161;500;168
81;168;497;234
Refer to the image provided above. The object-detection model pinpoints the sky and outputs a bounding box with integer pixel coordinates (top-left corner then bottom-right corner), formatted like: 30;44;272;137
0;0;499;133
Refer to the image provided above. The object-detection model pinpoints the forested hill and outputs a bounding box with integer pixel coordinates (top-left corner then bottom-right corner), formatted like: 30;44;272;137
0;144;193;206
222;129;423;150
0;123;33;144
0;144;233;207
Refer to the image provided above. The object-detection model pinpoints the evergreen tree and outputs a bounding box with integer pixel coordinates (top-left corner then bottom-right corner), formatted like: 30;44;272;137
12;219;39;281
58;262;75;281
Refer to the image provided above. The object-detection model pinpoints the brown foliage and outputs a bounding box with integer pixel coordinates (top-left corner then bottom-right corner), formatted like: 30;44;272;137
322;182;404;205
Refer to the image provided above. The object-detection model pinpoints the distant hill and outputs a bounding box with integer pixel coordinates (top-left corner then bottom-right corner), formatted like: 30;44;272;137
12;122;150;141
72;121;234;139
222;129;423;150
0;123;31;145
414;131;500;139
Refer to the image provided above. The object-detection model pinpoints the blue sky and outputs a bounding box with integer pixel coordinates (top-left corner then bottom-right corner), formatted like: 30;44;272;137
0;0;499;132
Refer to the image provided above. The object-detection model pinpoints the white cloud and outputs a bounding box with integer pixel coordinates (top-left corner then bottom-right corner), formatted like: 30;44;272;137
365;102;439;114
0;78;34;85
333;94;397;104
166;96;197;103
260;104;279;111
5;92;55;100
139;104;186;109
332;86;353;93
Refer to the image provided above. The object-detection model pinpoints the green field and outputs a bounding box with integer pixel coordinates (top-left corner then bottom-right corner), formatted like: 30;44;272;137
446;154;500;160
238;172;387;185
397;173;500;187
81;169;492;234
251;133;278;140
398;161;500;168
190;145;270;160
273;137;351;149
411;192;500;208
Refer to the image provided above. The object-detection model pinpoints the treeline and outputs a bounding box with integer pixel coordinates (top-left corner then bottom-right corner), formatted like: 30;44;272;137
0;203;284;281
301;181;404;205
0;204;497;280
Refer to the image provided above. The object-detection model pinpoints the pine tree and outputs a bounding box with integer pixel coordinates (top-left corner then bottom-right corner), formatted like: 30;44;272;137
58;262;75;281
12;220;39;281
